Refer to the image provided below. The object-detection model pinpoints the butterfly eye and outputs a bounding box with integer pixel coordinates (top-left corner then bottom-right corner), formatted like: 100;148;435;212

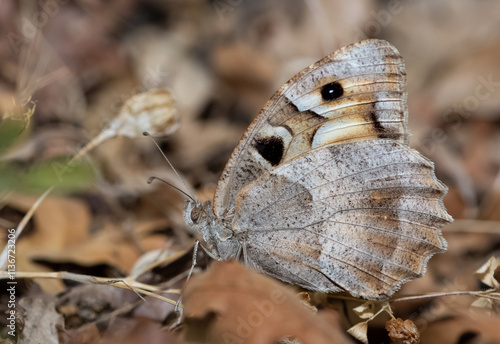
191;207;201;222
320;81;343;101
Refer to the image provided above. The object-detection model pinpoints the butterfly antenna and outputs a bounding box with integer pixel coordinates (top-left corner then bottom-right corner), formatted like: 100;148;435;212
147;176;196;202
143;132;197;201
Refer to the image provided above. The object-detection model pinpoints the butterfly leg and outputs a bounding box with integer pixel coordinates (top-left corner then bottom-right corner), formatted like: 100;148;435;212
170;240;200;329
241;240;248;265
185;240;200;283
170;240;222;329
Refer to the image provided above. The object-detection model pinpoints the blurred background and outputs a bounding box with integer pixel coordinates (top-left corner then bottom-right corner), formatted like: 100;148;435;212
0;0;499;343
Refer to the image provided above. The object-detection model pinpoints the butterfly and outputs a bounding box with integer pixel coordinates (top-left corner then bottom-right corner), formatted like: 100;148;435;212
184;39;452;300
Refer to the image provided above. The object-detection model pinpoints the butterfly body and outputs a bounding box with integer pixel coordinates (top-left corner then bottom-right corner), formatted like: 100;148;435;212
184;199;241;261
184;39;452;300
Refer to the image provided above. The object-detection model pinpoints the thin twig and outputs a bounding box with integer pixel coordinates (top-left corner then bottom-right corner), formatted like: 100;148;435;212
0;270;180;305
443;219;500;234
390;289;500;303
0;186;53;269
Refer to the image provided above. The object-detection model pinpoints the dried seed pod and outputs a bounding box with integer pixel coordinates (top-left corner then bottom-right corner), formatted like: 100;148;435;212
70;89;179;164
110;89;179;138
385;318;420;344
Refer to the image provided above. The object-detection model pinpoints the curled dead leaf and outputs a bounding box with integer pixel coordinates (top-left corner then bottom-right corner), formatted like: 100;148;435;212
181;261;352;344
494;265;500;286
474;256;500;289
346;321;368;344
385;318;420;344
352;301;376;320
297;292;317;313
471;297;494;312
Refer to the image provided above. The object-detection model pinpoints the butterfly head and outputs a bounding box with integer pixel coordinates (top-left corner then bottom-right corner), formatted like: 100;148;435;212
184;199;213;228
183;199;219;253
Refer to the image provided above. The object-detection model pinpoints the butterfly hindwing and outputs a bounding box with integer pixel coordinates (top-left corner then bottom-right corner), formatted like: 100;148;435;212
233;140;451;299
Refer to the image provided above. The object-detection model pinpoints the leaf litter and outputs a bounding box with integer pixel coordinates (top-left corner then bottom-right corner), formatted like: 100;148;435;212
1;1;500;343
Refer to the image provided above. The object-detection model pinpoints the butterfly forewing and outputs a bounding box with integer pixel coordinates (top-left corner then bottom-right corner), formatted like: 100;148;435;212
214;40;408;217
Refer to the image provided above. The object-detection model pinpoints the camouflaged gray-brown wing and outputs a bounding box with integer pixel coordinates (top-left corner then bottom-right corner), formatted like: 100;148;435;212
211;39;451;299
233;140;451;300
213;39;409;219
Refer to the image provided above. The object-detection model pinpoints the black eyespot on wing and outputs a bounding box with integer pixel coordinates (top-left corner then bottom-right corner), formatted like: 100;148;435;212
320;81;343;101
254;137;284;166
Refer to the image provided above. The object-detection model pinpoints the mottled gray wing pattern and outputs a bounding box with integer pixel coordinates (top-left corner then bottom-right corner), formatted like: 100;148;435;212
232;140;451;300
213;39;408;218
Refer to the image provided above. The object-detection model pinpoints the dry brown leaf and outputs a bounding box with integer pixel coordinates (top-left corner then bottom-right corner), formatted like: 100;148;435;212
58;323;101;344
100;316;178;344
18;216;172;278
385;318;420;344
494;265;500;285
2;194;91;292
419;309;500;344
212;43;276;89
7;194;91;249
181;261;352;344
2;194;174;285
18;294;64;344
32;222;139;274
